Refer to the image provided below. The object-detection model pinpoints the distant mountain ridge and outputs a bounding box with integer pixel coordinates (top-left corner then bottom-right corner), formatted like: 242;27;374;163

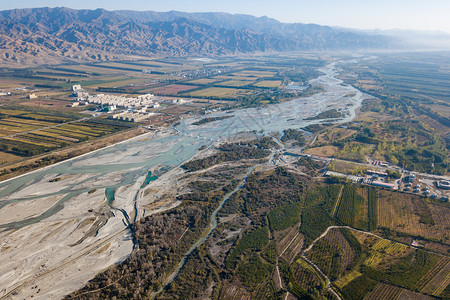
0;7;396;66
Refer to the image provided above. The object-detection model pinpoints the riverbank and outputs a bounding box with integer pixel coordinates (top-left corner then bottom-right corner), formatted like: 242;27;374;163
0;127;149;183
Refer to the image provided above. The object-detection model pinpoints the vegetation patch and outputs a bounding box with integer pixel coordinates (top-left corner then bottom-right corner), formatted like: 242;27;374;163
305;109;344;120
182;142;270;172
225;226;269;270
268;201;302;232
191;115;233;125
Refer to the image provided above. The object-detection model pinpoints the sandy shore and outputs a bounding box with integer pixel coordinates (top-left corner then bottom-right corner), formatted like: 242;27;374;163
0;128;191;299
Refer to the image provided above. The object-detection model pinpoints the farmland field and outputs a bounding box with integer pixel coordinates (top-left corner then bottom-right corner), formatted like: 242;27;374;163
0;110;133;164
151;84;199;95
377;190;450;243
185;78;221;85
218;80;254;87
253;80;283;88
289;257;325;298
306;228;358;280
336;185;367;229
183;87;253;98
236;70;278;78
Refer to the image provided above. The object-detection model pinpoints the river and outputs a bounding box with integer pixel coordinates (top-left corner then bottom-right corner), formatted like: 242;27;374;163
0;59;369;299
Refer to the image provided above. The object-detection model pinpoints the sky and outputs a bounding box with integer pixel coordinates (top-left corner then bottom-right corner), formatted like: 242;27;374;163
2;0;450;33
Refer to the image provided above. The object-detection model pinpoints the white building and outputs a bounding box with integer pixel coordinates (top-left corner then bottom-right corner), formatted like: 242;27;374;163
72;85;82;92
88;93;155;108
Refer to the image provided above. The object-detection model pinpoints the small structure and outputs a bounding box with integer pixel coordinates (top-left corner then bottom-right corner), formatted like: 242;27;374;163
137;94;155;101
436;180;450;190
404;174;416;183
72;85;82;92
172;98;187;104
109;111;154;122
76;91;89;101
325;171;362;183
27;93;37;99
411;240;424;247
68;102;79;107
373;160;389;167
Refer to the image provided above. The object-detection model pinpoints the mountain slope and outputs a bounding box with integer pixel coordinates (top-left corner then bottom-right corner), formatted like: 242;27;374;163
0;7;395;66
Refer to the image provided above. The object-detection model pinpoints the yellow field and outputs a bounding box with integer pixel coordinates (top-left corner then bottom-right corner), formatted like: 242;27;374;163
0;120;45;136
372;239;408;254
420;257;450;296
185;87;252;98
95;78;145;88
304;146;339;157
237;70;277;77
32;130;75;140
6;118;54;126
130;60;181;67
334;270;362;289
213;75;258;81
13;115;68;123
253;80;282;88
97;62;145;71
4;137;52;148
186;78;220;85
0;81;29;89
219;80;253;87
0;152;22;164
45;128;94;139
377;190;450;242
63;65;122;75
0;108;29;115
364;239;409;268
317;128;358;144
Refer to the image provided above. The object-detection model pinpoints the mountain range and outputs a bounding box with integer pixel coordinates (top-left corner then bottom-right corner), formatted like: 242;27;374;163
0;7;404;66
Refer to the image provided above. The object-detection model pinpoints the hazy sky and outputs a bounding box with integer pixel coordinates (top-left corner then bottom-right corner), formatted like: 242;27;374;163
2;0;450;33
